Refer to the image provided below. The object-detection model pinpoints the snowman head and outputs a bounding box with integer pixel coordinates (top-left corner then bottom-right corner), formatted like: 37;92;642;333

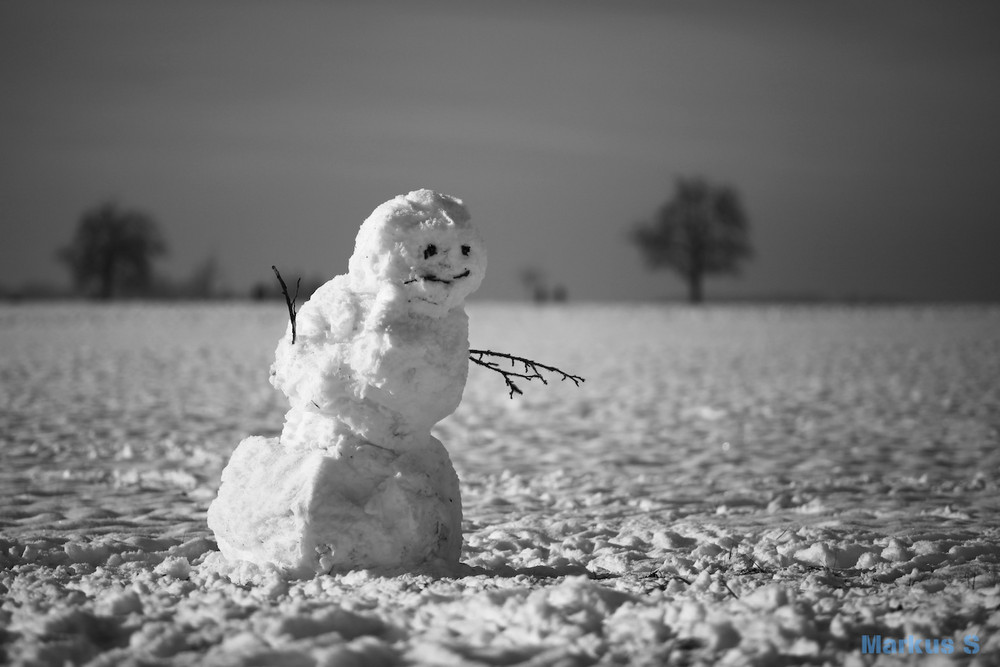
349;189;487;317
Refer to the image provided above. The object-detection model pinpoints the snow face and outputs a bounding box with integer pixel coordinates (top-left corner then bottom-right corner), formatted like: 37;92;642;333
209;190;483;576
347;189;486;319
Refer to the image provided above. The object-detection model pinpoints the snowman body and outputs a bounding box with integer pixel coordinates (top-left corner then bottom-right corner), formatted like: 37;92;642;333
208;190;486;576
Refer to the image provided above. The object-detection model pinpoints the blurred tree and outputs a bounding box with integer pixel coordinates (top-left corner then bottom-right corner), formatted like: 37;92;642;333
184;255;220;299
519;266;549;303
632;177;752;304
251;269;325;302
58;201;167;299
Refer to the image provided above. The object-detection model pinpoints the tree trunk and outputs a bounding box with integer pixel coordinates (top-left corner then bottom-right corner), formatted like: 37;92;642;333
687;271;704;304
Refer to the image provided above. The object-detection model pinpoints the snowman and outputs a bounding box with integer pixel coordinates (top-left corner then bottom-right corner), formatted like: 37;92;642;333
208;189;487;576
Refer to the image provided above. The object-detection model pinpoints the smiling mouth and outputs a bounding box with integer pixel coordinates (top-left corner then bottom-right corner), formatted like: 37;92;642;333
404;269;471;285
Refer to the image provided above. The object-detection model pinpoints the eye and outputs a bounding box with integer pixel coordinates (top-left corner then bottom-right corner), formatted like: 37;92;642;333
461;245;471;256
423;244;437;260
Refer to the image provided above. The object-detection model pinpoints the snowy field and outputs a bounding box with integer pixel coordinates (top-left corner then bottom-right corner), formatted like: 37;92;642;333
2;302;999;666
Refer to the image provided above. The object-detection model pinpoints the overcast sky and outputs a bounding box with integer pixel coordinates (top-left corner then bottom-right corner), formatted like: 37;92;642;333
2;0;999;301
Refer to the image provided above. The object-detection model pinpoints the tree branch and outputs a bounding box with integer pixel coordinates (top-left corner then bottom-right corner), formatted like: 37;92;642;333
468;348;585;399
272;265;301;344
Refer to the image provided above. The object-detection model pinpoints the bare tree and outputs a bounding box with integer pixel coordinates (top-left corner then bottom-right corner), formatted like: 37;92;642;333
632;177;752;304
58;201;167;299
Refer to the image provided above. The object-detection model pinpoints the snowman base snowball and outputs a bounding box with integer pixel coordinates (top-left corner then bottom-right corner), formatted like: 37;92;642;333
208;433;461;576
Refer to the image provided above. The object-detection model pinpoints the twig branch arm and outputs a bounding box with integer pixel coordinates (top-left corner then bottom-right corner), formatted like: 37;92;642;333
272;265;301;344
468;348;585;399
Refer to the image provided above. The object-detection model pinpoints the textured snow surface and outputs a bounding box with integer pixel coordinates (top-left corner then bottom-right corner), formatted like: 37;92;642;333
212;190;481;574
2;303;1000;666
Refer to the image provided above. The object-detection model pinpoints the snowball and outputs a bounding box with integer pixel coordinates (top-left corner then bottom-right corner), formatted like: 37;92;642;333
208;435;461;576
63;541;110;566
743;584;791;611
793;543;837;569
854;551;883;570
652;530;696;550
347;189;486;315
94;590;143;616
272;305;472;442
154;556;192;580
881;538;914;563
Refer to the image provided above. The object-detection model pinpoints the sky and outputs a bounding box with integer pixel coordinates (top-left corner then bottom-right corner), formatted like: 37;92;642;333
2;0;999;301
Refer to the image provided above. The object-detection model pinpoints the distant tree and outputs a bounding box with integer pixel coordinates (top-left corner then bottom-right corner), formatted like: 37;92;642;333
631;177;752;304
251;269;325;302
250;282;269;301
184;255;220;299
519;266;549;303
58;201;168;299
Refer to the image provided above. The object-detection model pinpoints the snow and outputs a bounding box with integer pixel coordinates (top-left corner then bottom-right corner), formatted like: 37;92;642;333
2;303;999;665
